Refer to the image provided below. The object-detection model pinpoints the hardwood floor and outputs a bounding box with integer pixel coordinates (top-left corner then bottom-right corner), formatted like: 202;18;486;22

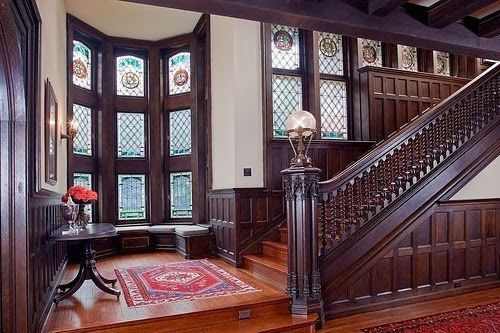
42;252;291;332
318;287;500;332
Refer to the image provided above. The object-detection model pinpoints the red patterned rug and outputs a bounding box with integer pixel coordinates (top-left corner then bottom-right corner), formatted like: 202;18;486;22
115;259;259;307
362;302;500;333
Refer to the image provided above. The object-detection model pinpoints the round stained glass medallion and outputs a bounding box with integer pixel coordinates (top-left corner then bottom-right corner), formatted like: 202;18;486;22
73;59;88;79
173;69;189;87
362;45;378;64
273;30;294;52
319;37;338;57
121;72;140;89
401;49;415;70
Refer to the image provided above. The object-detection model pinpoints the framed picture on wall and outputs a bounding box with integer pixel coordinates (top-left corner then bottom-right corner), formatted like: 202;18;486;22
45;79;58;185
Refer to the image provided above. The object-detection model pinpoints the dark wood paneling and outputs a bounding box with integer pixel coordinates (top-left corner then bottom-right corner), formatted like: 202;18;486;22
28;193;68;332
359;66;469;142
209;188;286;266
267;140;374;190
326;199;500;317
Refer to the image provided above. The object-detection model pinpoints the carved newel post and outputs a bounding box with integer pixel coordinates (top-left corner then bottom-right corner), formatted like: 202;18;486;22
281;110;323;321
282;166;323;318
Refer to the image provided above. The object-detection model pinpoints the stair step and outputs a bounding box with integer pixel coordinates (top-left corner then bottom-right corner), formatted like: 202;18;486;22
279;227;288;244
262;240;288;261
179;313;318;333
244;254;287;291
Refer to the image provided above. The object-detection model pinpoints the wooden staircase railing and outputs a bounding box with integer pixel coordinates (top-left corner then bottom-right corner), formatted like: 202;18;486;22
317;63;500;257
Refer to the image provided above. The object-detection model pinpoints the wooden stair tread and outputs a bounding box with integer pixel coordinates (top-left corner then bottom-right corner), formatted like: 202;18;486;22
262;240;288;251
244;254;287;273
179;313;318;333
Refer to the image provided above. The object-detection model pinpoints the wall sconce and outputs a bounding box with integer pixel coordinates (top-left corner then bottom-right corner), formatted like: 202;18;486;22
285;110;316;167
61;119;78;140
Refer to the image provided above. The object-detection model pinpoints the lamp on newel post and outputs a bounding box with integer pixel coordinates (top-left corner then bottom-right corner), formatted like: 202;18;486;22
281;110;324;324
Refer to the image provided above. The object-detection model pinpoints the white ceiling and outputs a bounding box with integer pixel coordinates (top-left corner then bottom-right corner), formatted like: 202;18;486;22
65;0;202;41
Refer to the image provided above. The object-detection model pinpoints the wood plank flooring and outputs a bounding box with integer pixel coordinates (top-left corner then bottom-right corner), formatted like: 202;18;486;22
42;252;288;333
318;287;500;332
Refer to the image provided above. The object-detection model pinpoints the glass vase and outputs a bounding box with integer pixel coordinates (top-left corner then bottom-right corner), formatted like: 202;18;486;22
74;204;91;229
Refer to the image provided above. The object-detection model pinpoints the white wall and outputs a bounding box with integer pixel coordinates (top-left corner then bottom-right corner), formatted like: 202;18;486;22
211;16;263;189
451;156;500;200
37;0;68;194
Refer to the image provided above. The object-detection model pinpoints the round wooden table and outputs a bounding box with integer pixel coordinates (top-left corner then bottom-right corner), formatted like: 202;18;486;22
50;223;121;304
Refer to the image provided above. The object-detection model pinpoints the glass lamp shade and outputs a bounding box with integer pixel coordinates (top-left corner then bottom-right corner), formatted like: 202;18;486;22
285;110;316;138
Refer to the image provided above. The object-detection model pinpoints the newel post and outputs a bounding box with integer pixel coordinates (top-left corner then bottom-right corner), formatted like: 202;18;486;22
282;166;324;321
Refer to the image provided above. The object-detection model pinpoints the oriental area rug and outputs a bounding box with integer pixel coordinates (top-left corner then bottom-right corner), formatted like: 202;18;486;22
362;301;500;333
115;259;259;307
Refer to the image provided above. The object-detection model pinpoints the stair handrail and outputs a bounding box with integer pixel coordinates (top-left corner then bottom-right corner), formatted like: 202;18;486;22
318;62;500;194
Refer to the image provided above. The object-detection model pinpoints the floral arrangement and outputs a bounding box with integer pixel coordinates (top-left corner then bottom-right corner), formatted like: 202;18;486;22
62;186;98;204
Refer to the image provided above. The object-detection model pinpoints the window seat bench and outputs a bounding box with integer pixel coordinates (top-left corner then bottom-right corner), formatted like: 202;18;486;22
112;224;212;259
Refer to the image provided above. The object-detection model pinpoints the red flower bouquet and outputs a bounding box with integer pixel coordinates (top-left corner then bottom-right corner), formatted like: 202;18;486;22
62;186;98;204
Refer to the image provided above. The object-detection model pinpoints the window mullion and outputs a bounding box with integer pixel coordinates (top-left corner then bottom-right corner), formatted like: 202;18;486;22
304;30;321;135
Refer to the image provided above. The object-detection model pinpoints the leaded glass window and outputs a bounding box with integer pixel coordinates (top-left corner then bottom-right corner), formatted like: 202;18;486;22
73;41;92;90
170;172;192;218
117;112;145;158
168;52;191;95
360;39;382;67
271;25;300;70
318;32;343;75
74;173;93;221
398;45;418;72
118;174;146;220
116;55;145;97
272;75;303;137
169;109;191;156
320;80;347;139
73;104;92;156
434;51;450;76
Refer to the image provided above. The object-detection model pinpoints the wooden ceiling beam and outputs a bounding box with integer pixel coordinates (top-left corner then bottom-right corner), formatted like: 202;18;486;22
463;10;500;38
368;0;408;16
407;0;498;28
120;0;500;59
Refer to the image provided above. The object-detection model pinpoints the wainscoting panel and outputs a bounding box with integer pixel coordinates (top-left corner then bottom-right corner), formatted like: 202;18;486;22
209;188;285;266
327;199;500;317
359;66;469;142
28;192;67;332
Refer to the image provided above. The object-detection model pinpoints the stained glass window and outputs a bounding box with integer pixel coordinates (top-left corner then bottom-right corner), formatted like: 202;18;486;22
116;55;145;97
434;51;450;76
398;45;418;71
318;32;343;75
73;41;92;90
168;52;191;95
169;109;191;156
74;173;93;221
73;104;92;156
272;75;303;137
360;39;382;67
271;25;300;70
117;112;145;158
118;174;146;220
170;172;192;218
320;80;347;139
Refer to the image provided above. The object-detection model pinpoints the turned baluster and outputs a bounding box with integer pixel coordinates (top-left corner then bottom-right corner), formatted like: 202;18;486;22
319;194;327;254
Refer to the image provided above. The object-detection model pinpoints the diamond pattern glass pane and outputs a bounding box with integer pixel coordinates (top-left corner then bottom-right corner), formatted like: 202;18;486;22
272;74;303;137
73;173;93;221
170;172;192;218
73;104;92;156
73;41;92;90
398;45;418;71
117;112;145;158
318;32;343;75
118;174;146;220
360;39;382;67
434;51;450;76
271;25;300;70
168;52;191;95
320;80;347;139
116;55;145;97
169;109;191;156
